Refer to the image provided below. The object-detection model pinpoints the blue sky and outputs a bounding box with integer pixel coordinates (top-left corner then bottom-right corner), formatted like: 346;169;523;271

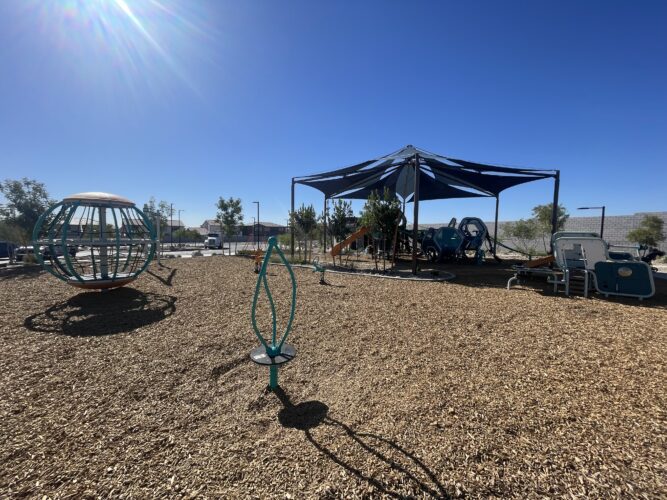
1;0;665;227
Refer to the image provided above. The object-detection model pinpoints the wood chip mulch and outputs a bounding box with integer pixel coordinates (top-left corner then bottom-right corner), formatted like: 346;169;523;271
0;257;665;498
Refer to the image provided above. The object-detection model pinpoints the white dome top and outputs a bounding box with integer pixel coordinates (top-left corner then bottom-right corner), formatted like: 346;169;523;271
63;192;135;207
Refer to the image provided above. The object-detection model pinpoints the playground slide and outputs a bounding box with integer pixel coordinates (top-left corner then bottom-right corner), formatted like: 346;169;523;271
330;226;370;258
525;255;554;268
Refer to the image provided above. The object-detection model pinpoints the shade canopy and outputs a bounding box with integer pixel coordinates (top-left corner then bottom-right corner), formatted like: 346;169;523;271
294;145;556;201
291;144;561;273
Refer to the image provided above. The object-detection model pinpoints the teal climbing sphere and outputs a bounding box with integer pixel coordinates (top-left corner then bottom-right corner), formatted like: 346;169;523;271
32;192;157;290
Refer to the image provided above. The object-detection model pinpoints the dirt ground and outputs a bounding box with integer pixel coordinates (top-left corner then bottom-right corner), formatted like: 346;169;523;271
1;256;665;498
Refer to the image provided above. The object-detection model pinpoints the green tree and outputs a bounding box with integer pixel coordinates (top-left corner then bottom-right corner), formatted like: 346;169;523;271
627;215;665;247
501;203;568;255
0;178;54;244
173;228;202;243
359;188;402;271
531;203;569;252
0;221;26;247
291;204;317;262
328;199;353;265
216;197;243;255
501;219;540;255
277;233;291;250
142;197;171;240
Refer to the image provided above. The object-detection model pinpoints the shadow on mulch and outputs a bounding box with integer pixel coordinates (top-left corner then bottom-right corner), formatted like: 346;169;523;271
389;257;667;310
23;287;177;337
318;281;346;288
0;265;43;281
274;388;449;498
509;273;667;310
146;267;177;287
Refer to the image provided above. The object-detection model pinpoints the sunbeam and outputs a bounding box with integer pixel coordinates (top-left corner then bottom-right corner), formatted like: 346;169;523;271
18;0;212;97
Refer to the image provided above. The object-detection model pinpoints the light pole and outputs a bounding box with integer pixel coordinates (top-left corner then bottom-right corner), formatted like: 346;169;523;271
577;206;606;238
178;209;185;246
253;201;259;250
170;203;174;248
251;217;255;246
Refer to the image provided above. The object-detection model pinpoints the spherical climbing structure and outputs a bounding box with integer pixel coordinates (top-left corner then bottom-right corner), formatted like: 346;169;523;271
32;192;156;290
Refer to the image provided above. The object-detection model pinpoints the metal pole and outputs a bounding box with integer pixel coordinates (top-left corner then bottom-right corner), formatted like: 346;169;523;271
493;195;500;257
156;216;161;264
269;365;278;389
170;203;174;248
550;171;560;254
252;201;259;250
290;179;295;258
178;209;184;246
99;207;108;279
600;206;605;239
411;154;420;275
323;197;327;255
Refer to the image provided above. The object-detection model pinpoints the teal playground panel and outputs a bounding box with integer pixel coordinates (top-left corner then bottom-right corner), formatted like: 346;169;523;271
593;261;655;300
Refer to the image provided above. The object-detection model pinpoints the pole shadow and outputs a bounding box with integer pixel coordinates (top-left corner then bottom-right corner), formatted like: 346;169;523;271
23;287;177;337
319;281;346;288
146;268;177;287
274;388;449;498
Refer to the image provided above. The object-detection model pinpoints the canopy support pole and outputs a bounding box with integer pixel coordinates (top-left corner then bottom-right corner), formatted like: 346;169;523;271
550;170;560;254
323;196;327;256
493;195;500;258
290;178;295;258
411;154;420;275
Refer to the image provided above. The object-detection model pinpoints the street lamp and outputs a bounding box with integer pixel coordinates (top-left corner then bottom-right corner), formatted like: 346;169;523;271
178;209;185;246
577;206;606;238
170;203;174;248
253;201;259;250
251;217;255;246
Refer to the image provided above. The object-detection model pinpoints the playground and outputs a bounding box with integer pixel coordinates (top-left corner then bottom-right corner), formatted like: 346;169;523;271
1;255;665;497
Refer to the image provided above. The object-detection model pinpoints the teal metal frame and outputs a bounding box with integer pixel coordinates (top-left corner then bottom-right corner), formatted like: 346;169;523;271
250;236;297;389
312;257;326;284
32;198;156;287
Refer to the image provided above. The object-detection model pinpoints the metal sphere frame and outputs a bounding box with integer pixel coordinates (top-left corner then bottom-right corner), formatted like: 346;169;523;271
32;192;156;290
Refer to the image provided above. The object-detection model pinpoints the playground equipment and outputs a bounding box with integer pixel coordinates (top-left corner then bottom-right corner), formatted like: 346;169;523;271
253;249;264;273
553;236;655;299
420;217;492;264
312;257;326;284
250;236;297;390
330;226;370;259
508;232;655;299
421;226;463;262
32;192;156;290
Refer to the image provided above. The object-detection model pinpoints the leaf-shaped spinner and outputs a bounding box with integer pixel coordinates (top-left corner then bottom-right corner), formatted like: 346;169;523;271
250;237;297;356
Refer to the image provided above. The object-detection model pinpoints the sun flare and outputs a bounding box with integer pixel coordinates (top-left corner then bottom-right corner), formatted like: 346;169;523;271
21;0;210;93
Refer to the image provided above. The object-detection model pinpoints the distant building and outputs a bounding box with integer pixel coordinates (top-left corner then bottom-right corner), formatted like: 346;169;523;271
201;219;221;234
163;219;185;238
240;222;287;238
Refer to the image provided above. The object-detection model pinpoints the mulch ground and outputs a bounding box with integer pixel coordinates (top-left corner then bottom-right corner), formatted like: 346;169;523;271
0;256;665;498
